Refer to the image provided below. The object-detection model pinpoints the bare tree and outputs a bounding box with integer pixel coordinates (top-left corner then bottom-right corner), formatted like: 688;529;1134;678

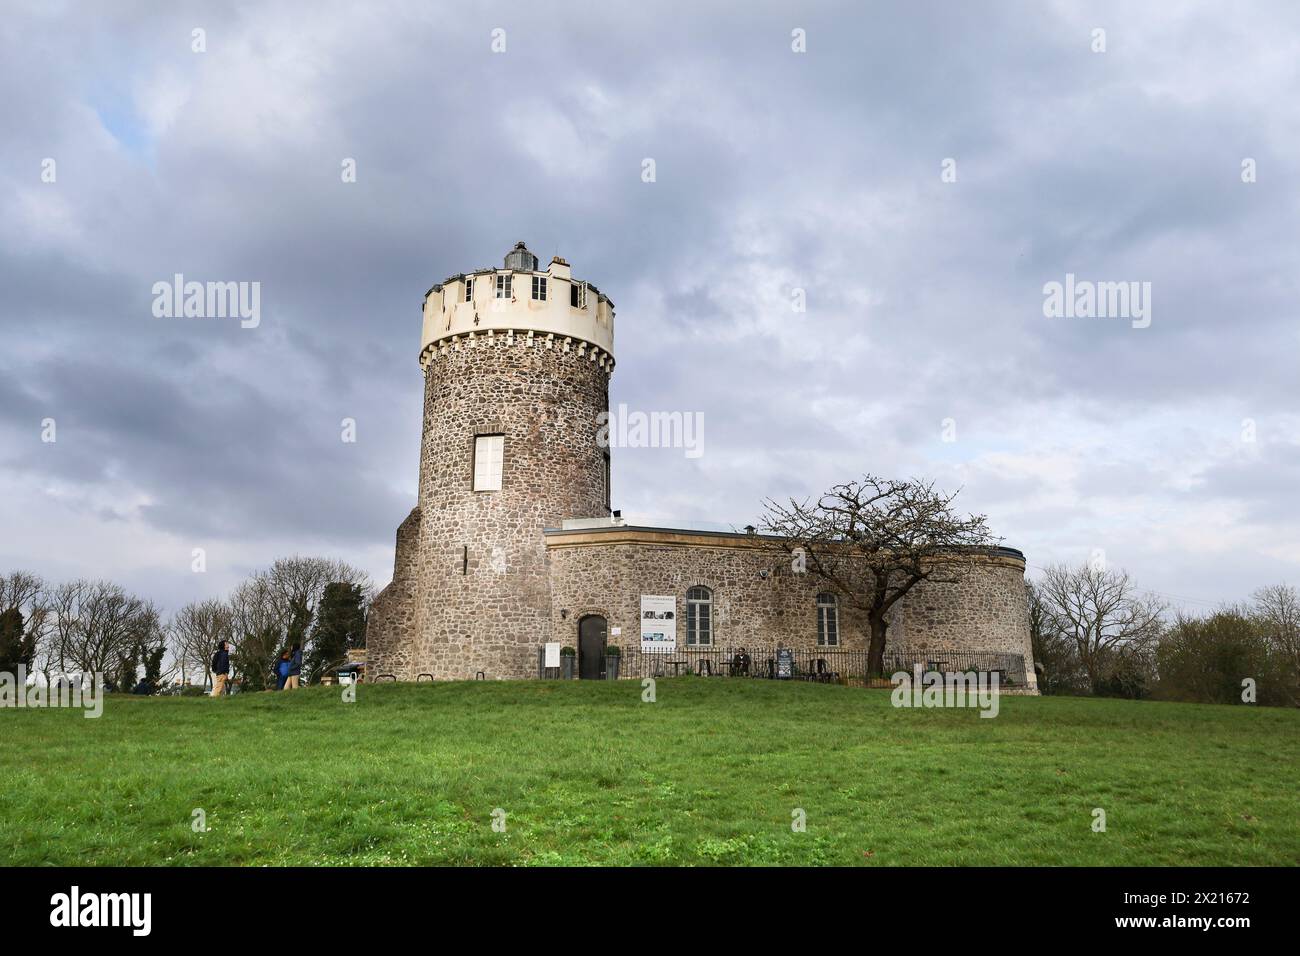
263;556;370;617
168;599;233;688
1252;584;1300;672
1027;581;1086;694
1035;563;1165;689
227;556;370;690
228;575;281;691
0;571;49;678
48;580;161;688
760;475;999;674
0;571;45;615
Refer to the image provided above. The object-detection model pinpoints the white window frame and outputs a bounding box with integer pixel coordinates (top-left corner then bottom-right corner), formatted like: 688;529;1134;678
531;275;547;301
570;280;587;309
495;273;512;299
686;586;713;647
472;434;504;492
816;592;839;647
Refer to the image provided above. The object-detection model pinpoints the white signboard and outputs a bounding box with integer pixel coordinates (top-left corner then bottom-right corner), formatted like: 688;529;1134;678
640;595;677;654
544;642;561;668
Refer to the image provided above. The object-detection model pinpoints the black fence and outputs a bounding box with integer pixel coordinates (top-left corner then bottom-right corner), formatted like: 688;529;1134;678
613;646;1029;688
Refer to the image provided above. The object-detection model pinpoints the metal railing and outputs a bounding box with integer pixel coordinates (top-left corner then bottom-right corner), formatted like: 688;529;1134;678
614;646;1028;687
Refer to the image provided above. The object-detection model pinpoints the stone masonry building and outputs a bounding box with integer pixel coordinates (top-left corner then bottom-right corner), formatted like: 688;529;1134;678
366;243;1037;689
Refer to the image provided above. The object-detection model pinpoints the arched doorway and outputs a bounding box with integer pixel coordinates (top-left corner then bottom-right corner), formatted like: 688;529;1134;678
578;615;607;680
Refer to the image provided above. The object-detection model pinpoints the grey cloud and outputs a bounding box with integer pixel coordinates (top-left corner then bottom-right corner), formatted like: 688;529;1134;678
1;0;1298;612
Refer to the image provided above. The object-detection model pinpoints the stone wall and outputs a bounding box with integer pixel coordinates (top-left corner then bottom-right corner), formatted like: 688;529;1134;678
366;508;420;679
544;530;1037;689
373;511;1037;686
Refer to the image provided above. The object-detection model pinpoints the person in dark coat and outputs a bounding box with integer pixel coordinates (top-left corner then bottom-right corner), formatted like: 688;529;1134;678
275;651;291;690
210;641;231;698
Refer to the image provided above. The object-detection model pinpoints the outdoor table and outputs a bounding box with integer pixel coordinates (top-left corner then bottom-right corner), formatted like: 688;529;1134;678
666;659;688;675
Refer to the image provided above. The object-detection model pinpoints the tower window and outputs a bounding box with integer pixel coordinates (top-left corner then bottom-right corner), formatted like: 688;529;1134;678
495;274;512;299
532;276;547;301
685;586;713;646
464;277;473;302
472;434;504;492
816;592;839;646
570;281;587;309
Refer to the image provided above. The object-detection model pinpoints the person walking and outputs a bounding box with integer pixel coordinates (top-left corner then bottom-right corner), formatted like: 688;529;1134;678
211;641;231;698
285;643;303;690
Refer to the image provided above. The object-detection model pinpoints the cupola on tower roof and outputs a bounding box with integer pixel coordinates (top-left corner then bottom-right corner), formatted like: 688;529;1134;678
503;241;538;272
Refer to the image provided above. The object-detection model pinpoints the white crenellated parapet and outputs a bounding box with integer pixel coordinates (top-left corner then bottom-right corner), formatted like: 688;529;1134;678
419;242;615;367
418;328;615;372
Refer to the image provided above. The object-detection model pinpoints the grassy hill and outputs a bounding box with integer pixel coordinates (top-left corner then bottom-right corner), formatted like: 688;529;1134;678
1;679;1296;866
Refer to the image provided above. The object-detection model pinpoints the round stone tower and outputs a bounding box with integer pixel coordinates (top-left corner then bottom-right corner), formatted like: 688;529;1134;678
367;243;616;679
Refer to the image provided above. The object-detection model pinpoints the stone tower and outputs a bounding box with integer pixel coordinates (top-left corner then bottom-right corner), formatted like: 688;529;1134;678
367;243;616;679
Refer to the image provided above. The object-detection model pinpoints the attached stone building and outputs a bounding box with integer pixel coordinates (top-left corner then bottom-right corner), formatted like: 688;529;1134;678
367;243;1036;689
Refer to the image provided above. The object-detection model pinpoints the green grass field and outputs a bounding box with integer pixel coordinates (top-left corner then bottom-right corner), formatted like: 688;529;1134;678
1;680;1296;866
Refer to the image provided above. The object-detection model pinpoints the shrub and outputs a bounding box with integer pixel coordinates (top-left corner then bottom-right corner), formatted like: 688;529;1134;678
1154;610;1297;707
1091;645;1155;699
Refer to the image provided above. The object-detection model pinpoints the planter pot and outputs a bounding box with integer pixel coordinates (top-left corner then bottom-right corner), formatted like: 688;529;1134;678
605;656;621;680
560;656;575;680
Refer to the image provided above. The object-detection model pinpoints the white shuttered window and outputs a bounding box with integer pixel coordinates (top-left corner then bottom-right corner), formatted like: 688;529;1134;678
473;435;504;491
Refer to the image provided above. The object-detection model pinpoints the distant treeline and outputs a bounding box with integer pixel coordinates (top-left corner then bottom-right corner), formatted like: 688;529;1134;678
1030;564;1299;707
0;557;370;692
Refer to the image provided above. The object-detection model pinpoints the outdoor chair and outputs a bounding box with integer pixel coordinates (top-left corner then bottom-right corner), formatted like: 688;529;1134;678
697;659;713;677
815;658;838;683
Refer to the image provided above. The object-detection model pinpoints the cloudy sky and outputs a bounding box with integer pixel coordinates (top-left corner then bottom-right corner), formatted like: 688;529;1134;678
2;0;1298;615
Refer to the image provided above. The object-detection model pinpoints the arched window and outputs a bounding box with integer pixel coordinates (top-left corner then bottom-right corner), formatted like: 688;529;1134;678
686;586;713;646
816;592;839;646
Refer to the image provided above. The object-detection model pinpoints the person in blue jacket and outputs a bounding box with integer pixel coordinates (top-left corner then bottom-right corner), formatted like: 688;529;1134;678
275;651;291;691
